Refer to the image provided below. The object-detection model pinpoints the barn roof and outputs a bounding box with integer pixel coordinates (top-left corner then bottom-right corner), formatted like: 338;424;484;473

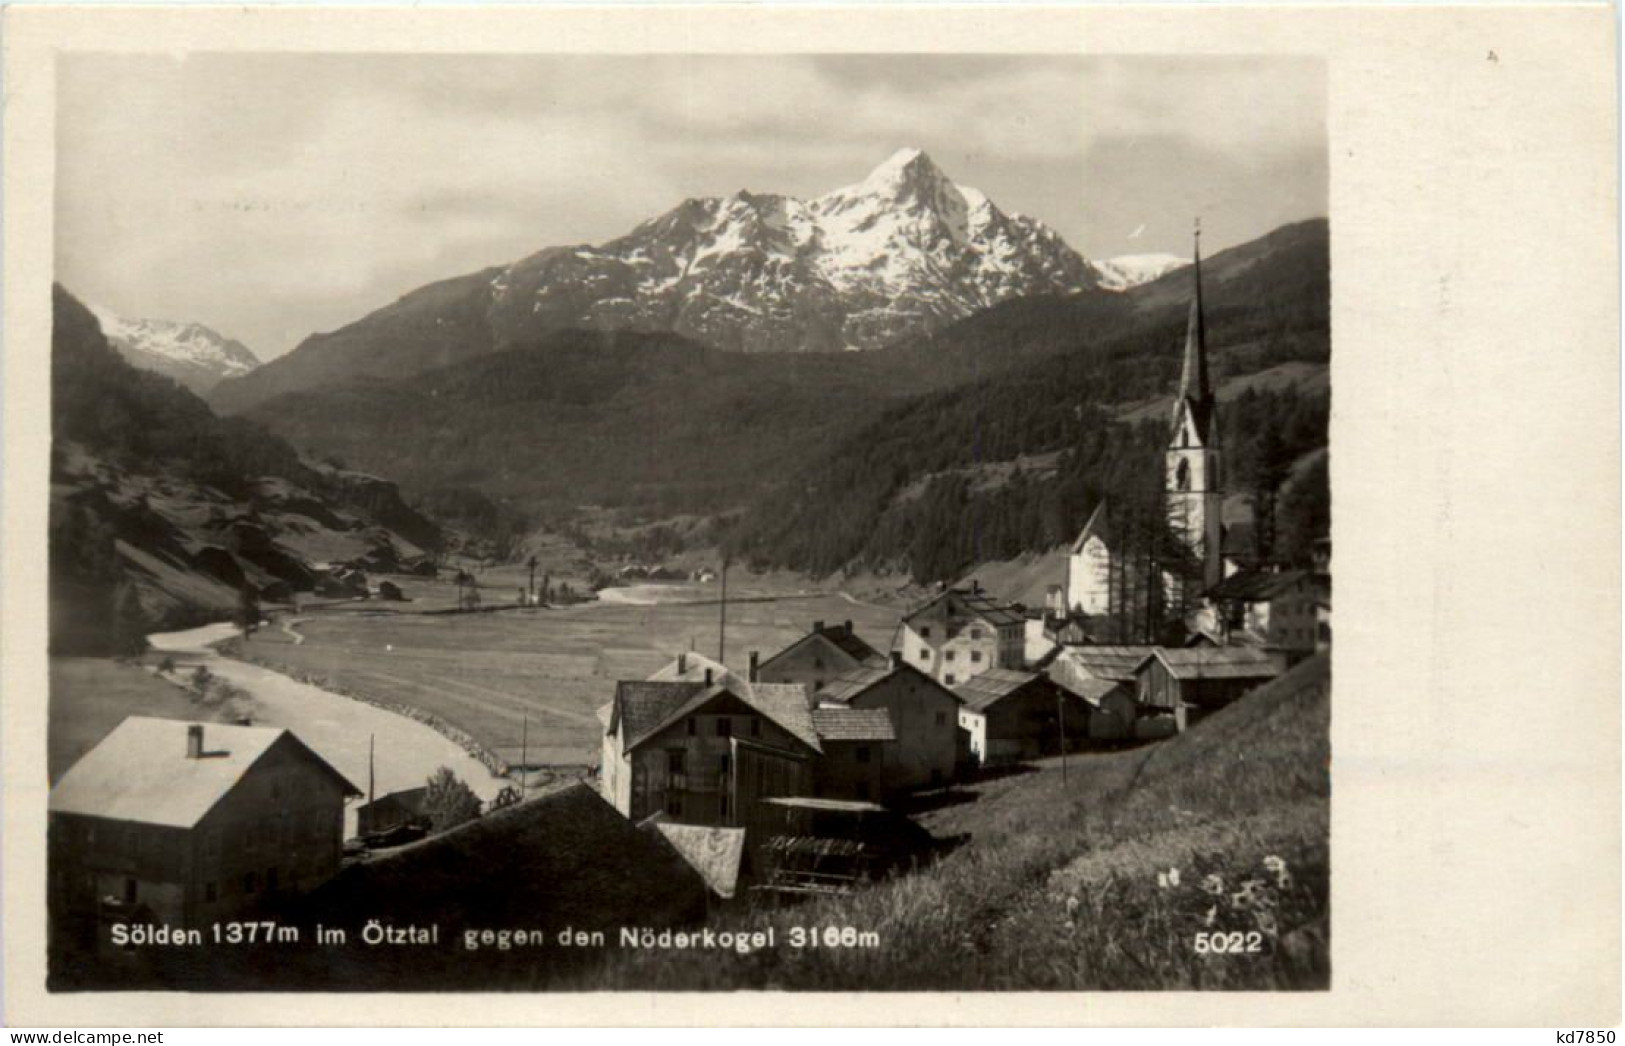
952;668;1045;712
612;680;821;754
1056;645;1158;682
49;716;360;829
759;622;887;674
1140;646;1285;681
810;707;896;742
301;783;705;933
650;823;746;900
814;664;892;705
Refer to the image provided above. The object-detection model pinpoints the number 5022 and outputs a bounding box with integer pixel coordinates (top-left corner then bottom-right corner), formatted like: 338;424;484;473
1193;931;1264;954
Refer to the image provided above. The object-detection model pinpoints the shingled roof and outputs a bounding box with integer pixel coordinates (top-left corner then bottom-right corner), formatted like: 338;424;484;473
759;621;887;674
609;680;821;754
1140;646;1285;681
1054;645;1158;682
49;717;360;829
903;587;1025;630
951;668;1045;713
810;707;896;742
814;664;893;705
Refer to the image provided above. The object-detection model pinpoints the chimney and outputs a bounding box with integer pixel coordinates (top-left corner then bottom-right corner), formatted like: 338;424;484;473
704;668;714;686
890;651;904;670
813;620;825;633
186;724;204;759
971;578;981;595
749;651;760;682
844;619;853;633
678;651;688;674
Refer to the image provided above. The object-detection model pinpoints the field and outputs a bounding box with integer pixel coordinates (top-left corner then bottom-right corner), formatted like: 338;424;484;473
233;572;901;767
48;658;231;782
579;653;1331;991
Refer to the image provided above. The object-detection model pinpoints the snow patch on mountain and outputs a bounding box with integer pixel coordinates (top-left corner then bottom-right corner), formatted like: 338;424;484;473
1092;253;1189;292
91;306;261;393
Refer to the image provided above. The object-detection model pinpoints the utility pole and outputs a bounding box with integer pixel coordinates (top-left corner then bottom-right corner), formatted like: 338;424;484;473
367;734;375;808
1057;690;1068;787
718;557;729;664
519;715;528;794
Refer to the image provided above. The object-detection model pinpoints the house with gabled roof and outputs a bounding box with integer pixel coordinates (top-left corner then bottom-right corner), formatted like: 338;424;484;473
647;649;741;687
895;582;1025;688
1203;567;1323;657
808;706;896;803
599;679;821;826
48;717;360;941
818;655;961;792
953;668;1089;767
1045;644;1161;743
750;619;887;698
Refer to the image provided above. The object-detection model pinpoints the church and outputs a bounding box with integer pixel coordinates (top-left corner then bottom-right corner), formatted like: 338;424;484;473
1063;226;1231;626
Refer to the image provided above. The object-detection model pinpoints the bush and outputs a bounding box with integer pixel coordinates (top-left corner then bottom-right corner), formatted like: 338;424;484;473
423;767;482;833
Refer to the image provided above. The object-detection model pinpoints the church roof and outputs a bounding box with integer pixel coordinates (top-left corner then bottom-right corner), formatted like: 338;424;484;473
1069;500;1112;553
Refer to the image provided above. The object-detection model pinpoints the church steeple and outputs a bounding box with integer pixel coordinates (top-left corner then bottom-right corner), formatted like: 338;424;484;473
1171;221;1216;445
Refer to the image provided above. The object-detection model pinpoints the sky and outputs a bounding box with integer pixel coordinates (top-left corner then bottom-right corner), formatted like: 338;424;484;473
56;54;1326;361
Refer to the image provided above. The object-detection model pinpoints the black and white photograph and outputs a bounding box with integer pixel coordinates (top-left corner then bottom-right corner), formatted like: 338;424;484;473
41;50;1331;992
4;2;1617;1028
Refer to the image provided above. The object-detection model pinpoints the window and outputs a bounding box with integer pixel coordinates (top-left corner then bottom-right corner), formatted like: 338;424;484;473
919;649;930;662
945;674;955;686
855;745;871;765
719;754;732;775
814;681;824;692
667;750;686;775
814;657;824;669
919;627;931;639
969;627;983;640
716;717;731;737
1176;458;1191;491
945;650;955;662
971;651;983;663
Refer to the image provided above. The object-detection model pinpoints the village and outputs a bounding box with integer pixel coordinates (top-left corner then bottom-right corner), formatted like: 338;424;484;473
46;245;1332;986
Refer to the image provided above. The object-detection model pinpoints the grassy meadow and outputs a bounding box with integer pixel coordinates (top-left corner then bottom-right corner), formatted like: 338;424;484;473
234;574;900;767
576;654;1330;991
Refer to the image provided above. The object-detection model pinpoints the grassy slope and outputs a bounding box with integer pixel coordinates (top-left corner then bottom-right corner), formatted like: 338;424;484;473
588;653;1330;990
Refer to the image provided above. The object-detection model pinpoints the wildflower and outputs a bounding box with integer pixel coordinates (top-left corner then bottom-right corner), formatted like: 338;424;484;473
1201;874;1224;896
1167;867;1181;888
1255;910;1279;937
1263;855;1287;875
1157;872;1169;889
1065;895;1080;916
1203;905;1218;927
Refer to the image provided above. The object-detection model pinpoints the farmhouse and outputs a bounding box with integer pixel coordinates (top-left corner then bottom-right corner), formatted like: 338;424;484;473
599;679;821;826
894;584;1025;687
751;619;887;697
952;668;1088;767
1203;568;1323;657
48;717;359;940
1131;646;1286;731
817;656;961;792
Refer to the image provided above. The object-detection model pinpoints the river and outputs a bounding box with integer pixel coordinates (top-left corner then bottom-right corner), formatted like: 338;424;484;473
147;624;510;836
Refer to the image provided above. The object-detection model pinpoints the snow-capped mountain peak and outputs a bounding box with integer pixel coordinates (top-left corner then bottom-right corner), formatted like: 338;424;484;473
91;306;261;394
1092;253;1190;292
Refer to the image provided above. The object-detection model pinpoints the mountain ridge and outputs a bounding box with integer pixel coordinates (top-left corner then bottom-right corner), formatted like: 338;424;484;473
211;149;1094;413
92;306;261;394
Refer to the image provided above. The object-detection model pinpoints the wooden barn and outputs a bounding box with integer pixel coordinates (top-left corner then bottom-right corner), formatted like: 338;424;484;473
1131;646;1286;731
952;668;1088;766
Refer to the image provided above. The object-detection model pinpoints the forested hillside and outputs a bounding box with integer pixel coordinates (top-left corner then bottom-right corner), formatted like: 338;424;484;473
50;286;442;653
